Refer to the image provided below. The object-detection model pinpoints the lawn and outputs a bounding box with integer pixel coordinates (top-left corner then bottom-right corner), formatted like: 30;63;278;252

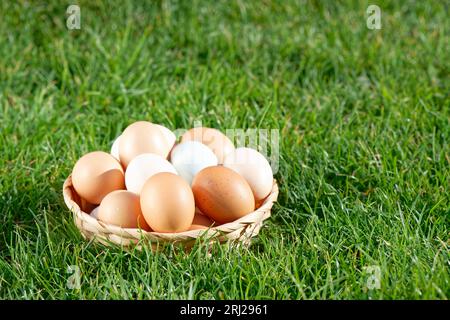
0;0;448;299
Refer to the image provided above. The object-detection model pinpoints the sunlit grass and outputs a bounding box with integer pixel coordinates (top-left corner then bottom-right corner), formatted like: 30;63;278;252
0;0;448;299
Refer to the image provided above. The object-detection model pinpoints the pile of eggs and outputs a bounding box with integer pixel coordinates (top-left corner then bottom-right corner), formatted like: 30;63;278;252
71;121;274;233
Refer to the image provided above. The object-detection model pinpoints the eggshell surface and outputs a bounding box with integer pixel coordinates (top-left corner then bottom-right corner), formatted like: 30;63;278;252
125;153;178;195
72;151;125;204
181;127;234;163
155;124;176;152
140;172;195;233
90;207;99;219
191;166;255;224
223;147;273;201
98;190;150;230
189;213;215;230
110;135;121;161
80;198;97;214
170;141;218;185
119;121;171;168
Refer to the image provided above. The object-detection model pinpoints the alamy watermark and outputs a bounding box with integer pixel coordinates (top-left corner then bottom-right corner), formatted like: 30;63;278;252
172;121;280;174
66;4;381;32
366;5;381;30
66;5;81;30
363;265;381;290
67;265;81;289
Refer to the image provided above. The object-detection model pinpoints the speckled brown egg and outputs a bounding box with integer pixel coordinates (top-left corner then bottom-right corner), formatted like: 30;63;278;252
191;166;255;224
181;127;234;164
72;151;125;204
98;190;150;230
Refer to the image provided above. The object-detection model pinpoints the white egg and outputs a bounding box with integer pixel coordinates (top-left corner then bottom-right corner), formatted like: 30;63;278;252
91;207;100;219
125;153;178;194
110;135;121;161
223;147;273;201
170;141;218;185
155;124;176;153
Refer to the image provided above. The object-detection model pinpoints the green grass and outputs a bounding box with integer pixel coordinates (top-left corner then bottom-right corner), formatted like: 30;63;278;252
0;0;449;299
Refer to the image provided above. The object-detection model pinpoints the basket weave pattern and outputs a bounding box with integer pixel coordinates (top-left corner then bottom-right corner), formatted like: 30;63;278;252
63;175;278;250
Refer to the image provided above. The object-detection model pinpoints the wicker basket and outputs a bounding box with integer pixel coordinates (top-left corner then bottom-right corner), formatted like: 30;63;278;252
62;175;279;250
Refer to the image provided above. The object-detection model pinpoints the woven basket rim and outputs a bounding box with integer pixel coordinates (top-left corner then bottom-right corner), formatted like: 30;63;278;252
63;174;278;243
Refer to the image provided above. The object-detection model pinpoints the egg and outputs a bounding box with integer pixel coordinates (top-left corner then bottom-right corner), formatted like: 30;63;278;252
181;127;234;163
110;135;121;161
191;166;255;224
223;147;274;202
113;124;175;164
255;198;265;210
155;124;176;151
90;206;99;219
80;198;97;214
125;153;178;195
98;190;150;230
140;172;195;233
170;141;218;185
72;151;125;204
189;213;215;230
119;121;172;168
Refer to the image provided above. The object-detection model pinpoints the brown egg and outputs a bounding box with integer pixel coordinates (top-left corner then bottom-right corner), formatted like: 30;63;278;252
191;166;255;224
119;121;171;168
181;127;234;163
80;198;97;214
255;197;265;210
188;225;208;231
189;213;215;230
98;190;150;230
72;151;125;204
140;172;195;233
